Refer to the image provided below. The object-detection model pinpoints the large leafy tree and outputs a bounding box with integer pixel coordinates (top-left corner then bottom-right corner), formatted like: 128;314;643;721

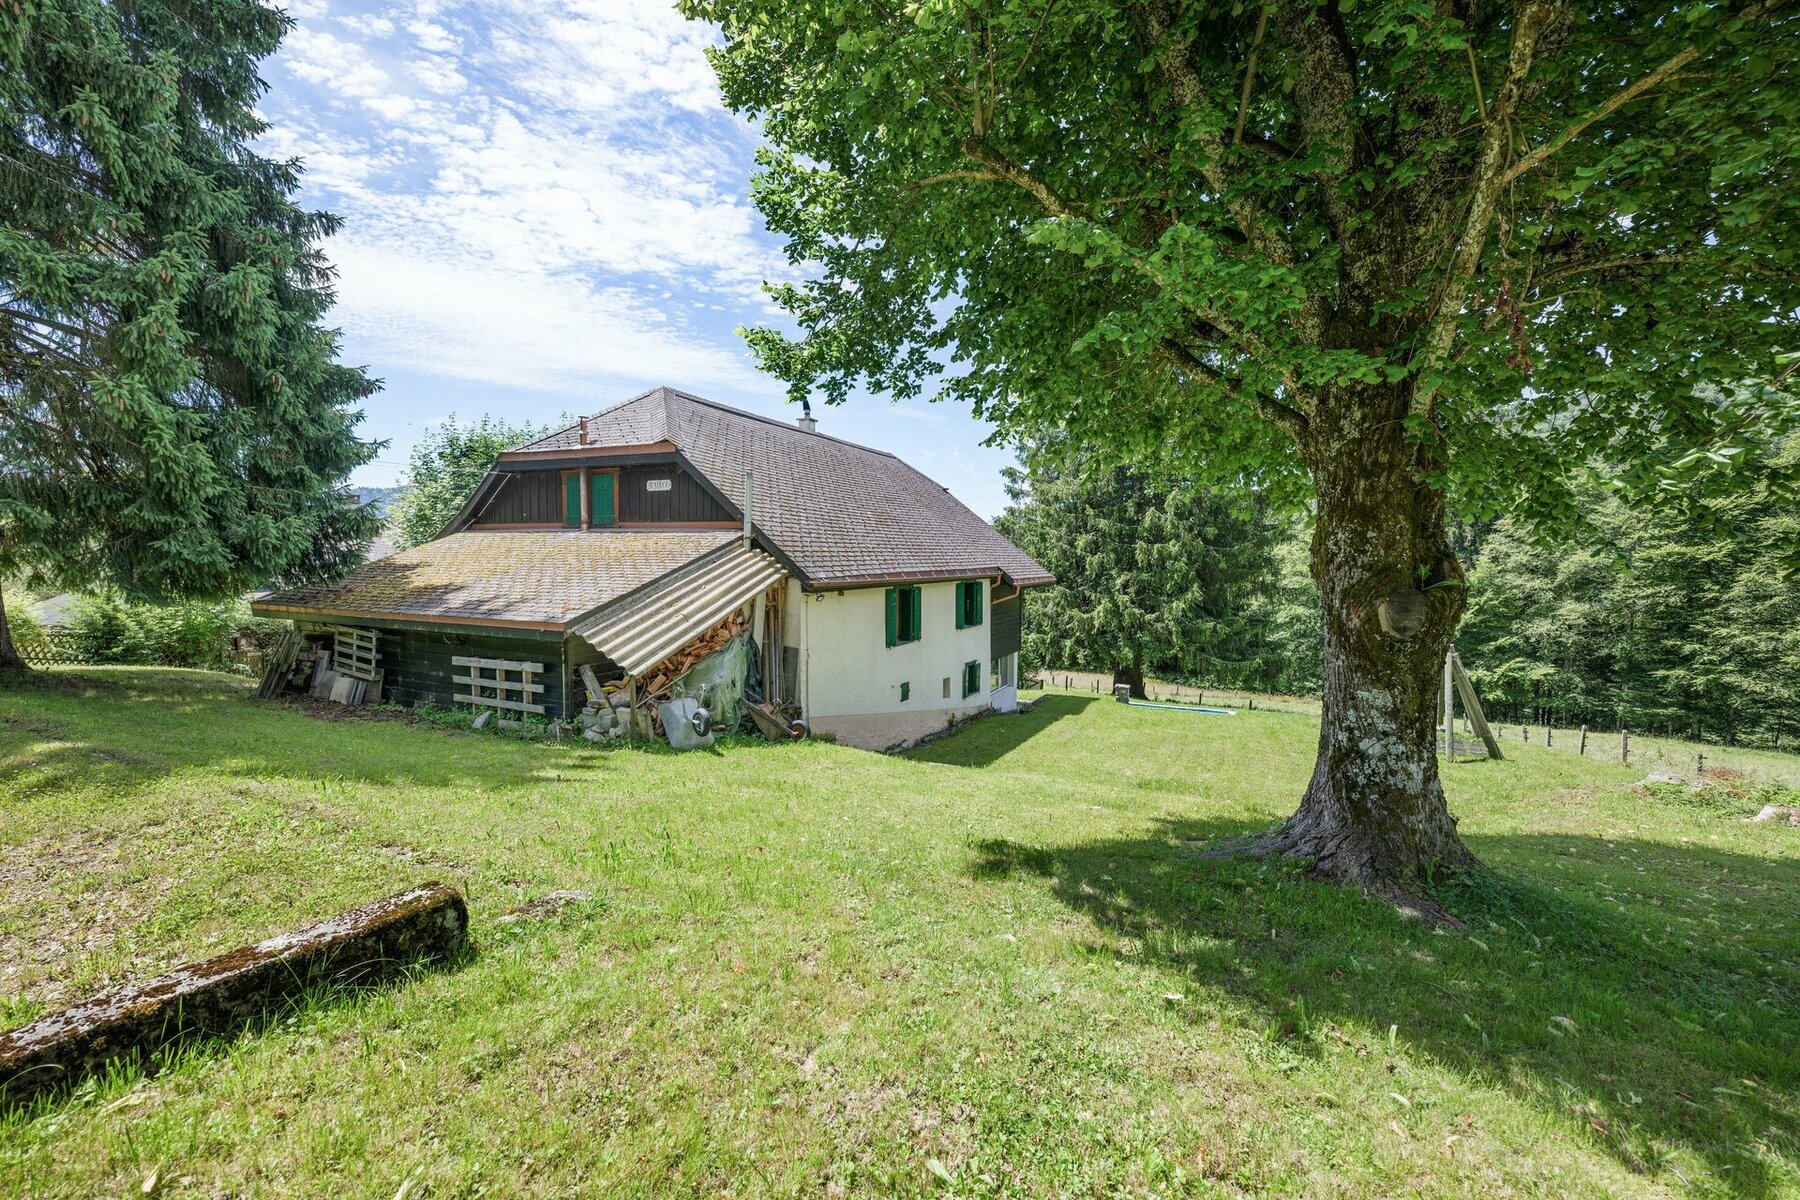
0;0;379;670
996;447;1278;693
388;415;550;549
688;0;1800;903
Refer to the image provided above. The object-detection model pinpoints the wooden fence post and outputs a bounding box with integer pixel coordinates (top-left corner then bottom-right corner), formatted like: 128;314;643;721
1622;728;1629;765
1545;724;1552;747
1579;725;1587;755
1696;752;1706;775
1443;651;1455;759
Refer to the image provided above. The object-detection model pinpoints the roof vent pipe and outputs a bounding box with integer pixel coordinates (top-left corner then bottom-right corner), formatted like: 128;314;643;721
796;398;818;434
743;469;754;550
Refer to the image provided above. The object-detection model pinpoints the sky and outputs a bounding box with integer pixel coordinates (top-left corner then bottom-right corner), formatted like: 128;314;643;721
258;0;1020;519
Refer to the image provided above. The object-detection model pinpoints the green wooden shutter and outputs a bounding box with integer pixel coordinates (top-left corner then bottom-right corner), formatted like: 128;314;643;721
563;473;581;527
885;587;898;647
908;587;922;642
972;581;983;626
962;660;980;698
954;581;966;629
593;472;616;526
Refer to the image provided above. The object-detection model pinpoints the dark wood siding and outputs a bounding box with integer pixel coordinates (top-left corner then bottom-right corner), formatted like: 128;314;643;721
300;621;574;715
564;636;625;707
477;471;564;524
990;593;1022;659
618;465;732;523
473;465;730;526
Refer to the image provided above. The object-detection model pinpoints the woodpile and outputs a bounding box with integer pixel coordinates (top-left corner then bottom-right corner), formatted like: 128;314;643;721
635;612;746;709
255;630;382;707
572;612;751;740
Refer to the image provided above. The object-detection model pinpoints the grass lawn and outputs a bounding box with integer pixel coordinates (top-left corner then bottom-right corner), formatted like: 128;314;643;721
2;669;1797;1199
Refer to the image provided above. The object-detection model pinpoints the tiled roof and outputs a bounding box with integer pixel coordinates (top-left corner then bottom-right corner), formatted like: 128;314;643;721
254;530;737;627
513;387;1054;588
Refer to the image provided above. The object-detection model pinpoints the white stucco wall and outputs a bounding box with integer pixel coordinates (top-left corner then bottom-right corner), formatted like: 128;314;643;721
792;579;996;722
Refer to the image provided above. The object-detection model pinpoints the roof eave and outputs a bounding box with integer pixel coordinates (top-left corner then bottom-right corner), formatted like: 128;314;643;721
495;439;678;463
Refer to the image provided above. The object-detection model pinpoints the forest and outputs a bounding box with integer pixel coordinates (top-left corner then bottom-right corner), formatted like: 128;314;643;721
998;438;1800;749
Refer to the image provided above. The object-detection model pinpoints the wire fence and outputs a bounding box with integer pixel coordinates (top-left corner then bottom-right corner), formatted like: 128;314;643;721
1035;666;1800;788
1029;668;1323;717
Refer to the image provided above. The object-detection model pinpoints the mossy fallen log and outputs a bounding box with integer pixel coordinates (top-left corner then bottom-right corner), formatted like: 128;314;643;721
0;882;468;1109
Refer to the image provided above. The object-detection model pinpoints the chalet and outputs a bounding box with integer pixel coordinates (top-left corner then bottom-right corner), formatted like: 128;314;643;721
252;387;1052;749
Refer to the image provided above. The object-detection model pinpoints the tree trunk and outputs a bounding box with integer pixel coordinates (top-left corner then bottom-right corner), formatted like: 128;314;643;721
0;580;30;673
1113;655;1146;699
1251;384;1480;909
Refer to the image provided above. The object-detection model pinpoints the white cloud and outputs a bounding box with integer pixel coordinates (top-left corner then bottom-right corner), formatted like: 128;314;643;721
262;0;784;399
327;240;771;395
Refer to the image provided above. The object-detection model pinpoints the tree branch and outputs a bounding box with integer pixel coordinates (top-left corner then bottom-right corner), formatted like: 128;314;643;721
1412;0;1565;416
1232;8;1270;146
1265;0;1365;277
1158;337;1309;442
1502;0;1779;186
1500;48;1697;186
909;170;1000;189
1137;1;1323;344
958;137;1086;220
1532;251;1800;289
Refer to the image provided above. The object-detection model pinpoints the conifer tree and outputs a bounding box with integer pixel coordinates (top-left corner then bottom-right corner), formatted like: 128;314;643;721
997;448;1277;695
0;0;379;670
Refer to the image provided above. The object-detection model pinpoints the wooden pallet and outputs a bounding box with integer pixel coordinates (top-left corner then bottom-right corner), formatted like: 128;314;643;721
451;655;546;716
329;626;380;682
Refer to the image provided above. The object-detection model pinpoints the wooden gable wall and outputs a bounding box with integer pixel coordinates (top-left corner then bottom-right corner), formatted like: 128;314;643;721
472;464;731;527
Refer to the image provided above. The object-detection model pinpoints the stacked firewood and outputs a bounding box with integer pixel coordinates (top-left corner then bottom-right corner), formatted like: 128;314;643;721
635;612;747;716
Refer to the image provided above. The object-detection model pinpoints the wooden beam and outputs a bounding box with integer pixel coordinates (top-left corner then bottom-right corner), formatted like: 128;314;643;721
1449;650;1504;761
452;675;546;694
452;693;546;714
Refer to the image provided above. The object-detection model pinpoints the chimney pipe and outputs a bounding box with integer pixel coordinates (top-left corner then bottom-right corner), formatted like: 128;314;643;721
742;469;754;550
578;415;590;445
796;398;818;434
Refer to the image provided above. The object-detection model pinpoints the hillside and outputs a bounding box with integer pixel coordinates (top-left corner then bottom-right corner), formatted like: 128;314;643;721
2;670;1796;1198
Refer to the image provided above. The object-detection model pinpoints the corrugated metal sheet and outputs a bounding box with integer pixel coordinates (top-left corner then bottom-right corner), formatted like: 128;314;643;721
571;543;787;676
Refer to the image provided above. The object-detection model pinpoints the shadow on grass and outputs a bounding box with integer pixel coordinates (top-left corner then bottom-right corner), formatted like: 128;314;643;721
970;817;1800;1197
0;667;641;796
905;693;1099;768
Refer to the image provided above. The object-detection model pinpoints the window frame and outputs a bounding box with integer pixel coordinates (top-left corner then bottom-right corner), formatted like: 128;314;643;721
954;580;984;629
885;585;923;647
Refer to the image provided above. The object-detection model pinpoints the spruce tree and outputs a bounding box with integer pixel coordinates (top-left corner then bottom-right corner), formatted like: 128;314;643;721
996;448;1277;695
0;0;378;670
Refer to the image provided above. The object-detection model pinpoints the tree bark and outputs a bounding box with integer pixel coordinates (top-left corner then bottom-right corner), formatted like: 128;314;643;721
0;580;30;673
1247;382;1480;910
